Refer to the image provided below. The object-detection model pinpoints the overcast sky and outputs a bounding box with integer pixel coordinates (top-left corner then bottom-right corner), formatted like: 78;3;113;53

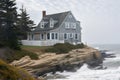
16;0;120;44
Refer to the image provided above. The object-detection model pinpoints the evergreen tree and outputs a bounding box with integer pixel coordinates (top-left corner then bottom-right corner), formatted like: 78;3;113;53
0;0;20;49
17;5;35;39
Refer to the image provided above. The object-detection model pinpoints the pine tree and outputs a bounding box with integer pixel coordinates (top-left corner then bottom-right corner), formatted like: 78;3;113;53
17;5;35;39
0;0;20;49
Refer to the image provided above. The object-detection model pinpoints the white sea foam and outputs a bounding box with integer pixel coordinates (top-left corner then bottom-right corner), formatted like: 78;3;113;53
52;64;120;80
105;51;116;54
48;54;120;80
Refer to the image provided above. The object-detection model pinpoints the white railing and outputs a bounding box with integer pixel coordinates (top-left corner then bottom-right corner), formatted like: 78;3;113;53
21;40;64;46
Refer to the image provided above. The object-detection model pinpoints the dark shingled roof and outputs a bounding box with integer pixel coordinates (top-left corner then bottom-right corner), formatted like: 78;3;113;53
33;11;70;32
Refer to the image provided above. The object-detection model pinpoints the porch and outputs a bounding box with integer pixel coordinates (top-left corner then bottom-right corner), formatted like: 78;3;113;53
21;40;64;46
27;32;59;41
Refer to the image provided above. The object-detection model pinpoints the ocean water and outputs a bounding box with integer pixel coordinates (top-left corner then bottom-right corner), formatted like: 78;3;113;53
48;44;120;80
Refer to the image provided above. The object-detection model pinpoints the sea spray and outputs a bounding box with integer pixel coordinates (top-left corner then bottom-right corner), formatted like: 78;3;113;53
51;64;120;80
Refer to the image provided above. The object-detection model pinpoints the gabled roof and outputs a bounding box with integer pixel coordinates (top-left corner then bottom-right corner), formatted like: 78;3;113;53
33;11;70;32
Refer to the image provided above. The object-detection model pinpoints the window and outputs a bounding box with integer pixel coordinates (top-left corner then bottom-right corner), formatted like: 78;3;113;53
41;34;44;40
65;22;70;28
55;33;58;39
72;23;76;29
47;33;50;39
40;22;44;28
50;19;54;28
75;34;78;39
52;33;54;39
65;22;76;29
51;33;58;39
64;33;67;39
50;21;54;28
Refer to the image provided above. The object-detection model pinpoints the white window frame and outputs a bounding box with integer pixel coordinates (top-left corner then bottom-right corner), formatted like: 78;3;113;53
50;21;54;28
51;33;54;40
65;22;70;28
47;33;50;40
51;33;58;40
40;22;44;28
72;23;76;29
74;33;79;40
50;18;54;28
55;33;58;40
40;34;44;40
64;33;67;40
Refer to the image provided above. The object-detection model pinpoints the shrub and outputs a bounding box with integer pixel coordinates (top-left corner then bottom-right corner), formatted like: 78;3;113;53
45;47;58;53
54;43;72;53
75;43;85;49
45;43;85;54
0;42;5;48
45;43;73;53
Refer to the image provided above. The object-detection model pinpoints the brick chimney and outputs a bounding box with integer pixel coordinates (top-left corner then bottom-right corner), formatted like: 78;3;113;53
42;11;46;17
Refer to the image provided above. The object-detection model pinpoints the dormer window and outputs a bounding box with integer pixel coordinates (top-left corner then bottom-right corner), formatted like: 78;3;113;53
50;21;54;28
40;22;44;28
50;18;54;28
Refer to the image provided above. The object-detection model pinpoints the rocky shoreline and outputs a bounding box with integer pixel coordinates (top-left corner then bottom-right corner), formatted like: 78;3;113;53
11;46;103;79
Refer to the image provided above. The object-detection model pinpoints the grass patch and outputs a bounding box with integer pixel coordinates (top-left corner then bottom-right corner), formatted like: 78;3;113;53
13;50;39;60
6;49;39;62
0;59;36;80
0;47;39;63
21;45;51;53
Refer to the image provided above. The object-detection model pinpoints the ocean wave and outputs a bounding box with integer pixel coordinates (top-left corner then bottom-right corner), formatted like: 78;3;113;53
52;64;120;80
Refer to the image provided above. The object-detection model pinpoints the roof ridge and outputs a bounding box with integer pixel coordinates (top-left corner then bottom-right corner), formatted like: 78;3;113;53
45;11;70;16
